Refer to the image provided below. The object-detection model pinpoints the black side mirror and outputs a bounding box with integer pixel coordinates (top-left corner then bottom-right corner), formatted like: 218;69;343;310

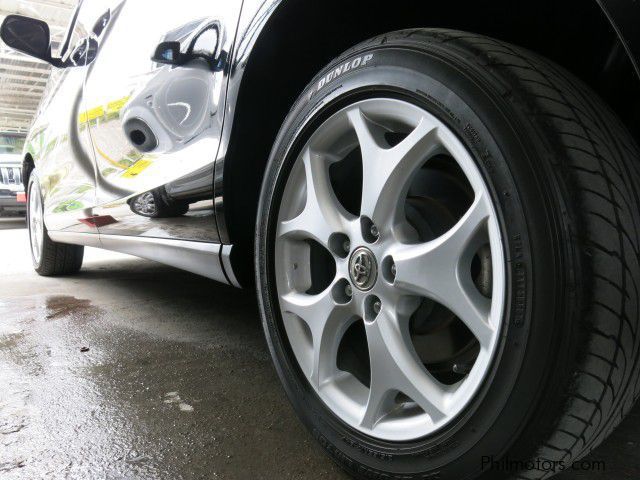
151;41;186;66
0;15;60;66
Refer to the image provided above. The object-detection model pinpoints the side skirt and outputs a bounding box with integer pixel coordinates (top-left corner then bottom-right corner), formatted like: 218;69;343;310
48;231;240;287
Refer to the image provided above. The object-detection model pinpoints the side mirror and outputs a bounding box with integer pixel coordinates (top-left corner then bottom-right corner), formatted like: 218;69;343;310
151;41;186;66
0;15;59;66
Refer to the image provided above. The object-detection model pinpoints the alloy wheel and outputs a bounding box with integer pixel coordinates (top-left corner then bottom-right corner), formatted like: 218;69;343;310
275;97;505;441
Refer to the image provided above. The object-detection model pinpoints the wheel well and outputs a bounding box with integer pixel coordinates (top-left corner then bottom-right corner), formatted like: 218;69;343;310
225;0;640;286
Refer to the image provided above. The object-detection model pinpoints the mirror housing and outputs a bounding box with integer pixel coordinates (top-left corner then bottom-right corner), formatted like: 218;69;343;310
0;14;62;67
152;41;186;66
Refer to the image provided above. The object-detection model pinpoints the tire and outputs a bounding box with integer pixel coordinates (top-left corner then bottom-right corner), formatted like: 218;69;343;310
256;29;640;479
28;175;84;276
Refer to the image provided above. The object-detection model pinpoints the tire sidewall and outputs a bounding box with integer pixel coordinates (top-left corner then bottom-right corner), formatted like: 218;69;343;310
257;45;571;479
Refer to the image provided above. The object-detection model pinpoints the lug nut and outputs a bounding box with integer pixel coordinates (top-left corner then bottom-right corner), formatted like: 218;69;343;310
370;224;379;238
343;239;351;253
391;263;396;277
345;284;353;298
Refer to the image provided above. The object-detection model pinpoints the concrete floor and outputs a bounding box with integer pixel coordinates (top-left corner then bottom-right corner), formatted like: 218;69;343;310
0;217;638;479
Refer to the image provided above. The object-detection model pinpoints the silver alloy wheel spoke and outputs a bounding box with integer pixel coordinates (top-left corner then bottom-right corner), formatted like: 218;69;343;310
280;282;352;388
278;148;349;249
347;107;440;228
362;309;448;428
392;195;495;347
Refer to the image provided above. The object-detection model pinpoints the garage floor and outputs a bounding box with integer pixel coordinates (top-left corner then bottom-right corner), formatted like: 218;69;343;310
1;217;638;479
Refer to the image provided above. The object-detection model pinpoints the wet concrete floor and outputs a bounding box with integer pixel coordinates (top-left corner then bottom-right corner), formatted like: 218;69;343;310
0;217;638;479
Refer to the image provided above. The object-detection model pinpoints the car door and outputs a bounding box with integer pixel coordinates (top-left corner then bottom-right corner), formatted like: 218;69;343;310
81;0;242;242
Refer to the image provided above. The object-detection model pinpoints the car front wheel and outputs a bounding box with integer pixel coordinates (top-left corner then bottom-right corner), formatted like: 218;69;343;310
256;29;640;479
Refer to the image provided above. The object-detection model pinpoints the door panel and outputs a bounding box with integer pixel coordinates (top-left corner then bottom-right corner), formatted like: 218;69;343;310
82;0;242;242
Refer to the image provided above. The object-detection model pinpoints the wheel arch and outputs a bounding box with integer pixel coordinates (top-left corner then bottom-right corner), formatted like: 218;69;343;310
223;0;640;286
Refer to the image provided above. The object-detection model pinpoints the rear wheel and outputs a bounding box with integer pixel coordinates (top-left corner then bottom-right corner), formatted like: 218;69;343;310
28;175;84;276
256;29;640;479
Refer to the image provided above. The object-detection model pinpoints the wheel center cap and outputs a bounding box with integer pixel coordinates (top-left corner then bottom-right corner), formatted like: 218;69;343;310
349;247;378;291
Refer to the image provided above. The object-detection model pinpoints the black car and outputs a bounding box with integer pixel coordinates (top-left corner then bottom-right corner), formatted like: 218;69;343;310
2;1;639;478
